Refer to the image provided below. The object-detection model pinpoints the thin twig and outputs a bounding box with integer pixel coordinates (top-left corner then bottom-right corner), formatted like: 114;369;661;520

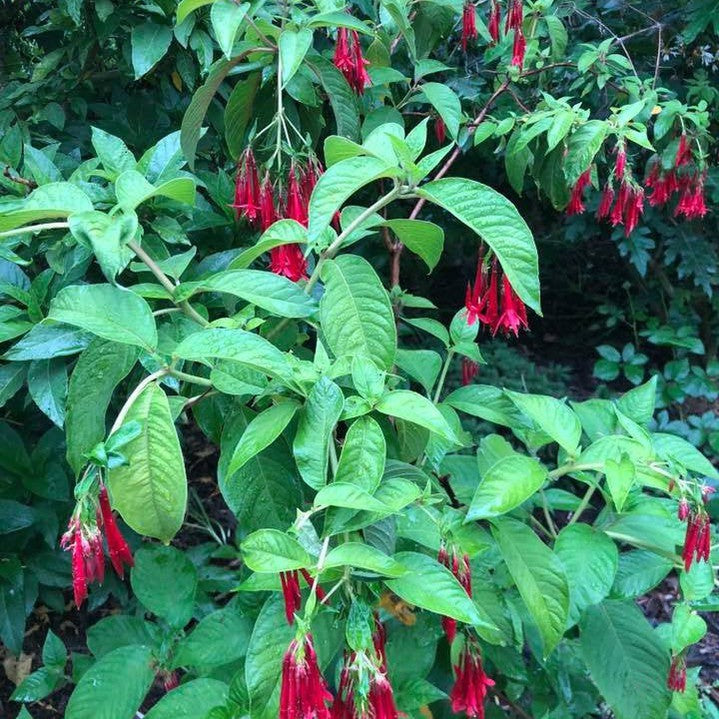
3;166;37;189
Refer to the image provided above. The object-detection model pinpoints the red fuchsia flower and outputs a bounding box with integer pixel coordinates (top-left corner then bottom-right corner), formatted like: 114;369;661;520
280;571;302;624
487;0;500;43
678;498;690;521
334;28;370;95
232;148;261;226
461;2;478;52
622;185;644;236
334;27;353;75
495;274;528;337
435;116;446;144
462;358;479;386
615;144;627;179
667;654;687;693
286;165;309;227
702;485;716;503
438;545;473;643
97;485;133;578
450;640;495;719
300;568;328;601
350;31;371;94
270;244;308;282
566;169;592;216
511;28;526;68
280;633;333;719
682;509;712;571
610;181;630;226
647;169;678;207
596;184;615;220
465;258;488;326
504;0;525;66
259;173;278;231
674;172;708;220
675;134;692;168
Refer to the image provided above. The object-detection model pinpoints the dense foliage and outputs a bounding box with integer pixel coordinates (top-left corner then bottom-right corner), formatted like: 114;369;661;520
1;1;718;719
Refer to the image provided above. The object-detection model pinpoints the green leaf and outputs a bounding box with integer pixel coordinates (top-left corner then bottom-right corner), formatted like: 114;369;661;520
42;629;67;670
555;524;618;626
421;83;461;139
612;550;673;598
144;679;230;719
293;377;344;489
181;56;243;170
383;219;444;271
402;317;449;347
680;560;715;601
47;284;157;351
115;171;195;211
416;178;540;313
493;517;569;657
0;182;93;232
227;401;298;476
320;255;397;371
315;483;390;512
669;604;706;653
467;454;547;520
4;324;92;361
107;382;187;543
308;157;395;241
580;600;671;719
91;127;136;179
376;390;457;443
324;543;407;577
653;432;718;479
225;72;262;159
131;545;198;627
242;529;312;572
10;667;63;703
245;596;297;719
280;28;313;86
211;0;250;58
505;390;581;454
564;120;608;184
335;416;386;490
86;615;158;657
131;22;173;79
65;339;138;475
68;211;137;283
65;645;155;719
176;269;317;318
385;552;492;628
308;56;360;142
605;455;635;511
172;608;253;668
174;328;295;386
28;358;67;427
177;0;215;23
394;349;442;395
616;376;657;425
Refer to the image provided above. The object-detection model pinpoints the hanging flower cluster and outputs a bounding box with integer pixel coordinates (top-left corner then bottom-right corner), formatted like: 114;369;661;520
681;505;712;571
504;0;526;67
232;149;323;281
451;639;496;719
334;27;371;95
438;544;472;644
465;256;529;337
61;484;133;608
461;2;478;52
280;632;334;719
332;619;399;719
462;357;479;386
280;568;328;624
667;653;687;693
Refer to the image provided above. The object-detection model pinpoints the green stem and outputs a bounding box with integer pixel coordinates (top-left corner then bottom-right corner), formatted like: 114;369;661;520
128;240;209;327
0;221;69;239
548;462;604;479
168;368;214;387
432;349;455;404
305;185;403;294
540;491;558;538
110;369;168;434
568;483;597;526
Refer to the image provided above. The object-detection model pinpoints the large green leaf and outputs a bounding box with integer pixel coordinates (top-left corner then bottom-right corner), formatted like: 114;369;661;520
375;390;457;443
115;171;196;211
176;269;317;318
279;28;313;86
580;600;671;719
421;83;461;139
131;22;173;79
242;529;312;572
131;545;198;627
91;127;136;178
611;550;673;598
0;182;93;232
385;552;493;629
416;178;540;313
307;157;396;241
144;679;229;719
492;517;568;656
47;284;157;351
245;596;297;719
3;324;92;361
27;358;67;427
293;377;344;489
211;0;250;58
225;72;261;159
467;454;547;520
444;384;530;429
335;416;386;489
65;339;138;475
174;328;296;386
324;543;407;577
383;219;444;272
177;0;215;23
65;645;155;719
319;255;396;370
505;390;582;454
308;56;360;141
107;382;187;543
555;524;618;626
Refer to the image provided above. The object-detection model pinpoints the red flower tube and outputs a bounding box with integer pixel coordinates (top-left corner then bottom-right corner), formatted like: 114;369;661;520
98;485;134;578
461;2;478;52
280;634;333;719
450;640;495;719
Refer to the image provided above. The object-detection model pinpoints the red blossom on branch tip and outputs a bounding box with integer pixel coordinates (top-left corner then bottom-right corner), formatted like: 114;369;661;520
259;172;278;231
435;116;446;144
674;172;707;219
98;485;134;578
488;0;500;42
668;654;687;693
270;244;308;282
232;148;261;225
280;634;333;719
495;274;528;337
615;145;626;178
596;184;615;219
511;28;526;68
450;641;495;719
622;185;644;236
566;169;592;216
682;509;711;571
461;2;478;52
678;498;690;521
462;358;479;386
505;0;523;32
675;134;692;168
286;165;309;227
280;570;302;624
334;27;370;95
